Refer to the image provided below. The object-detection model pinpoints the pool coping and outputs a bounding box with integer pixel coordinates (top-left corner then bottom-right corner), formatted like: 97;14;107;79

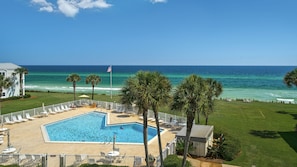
41;110;166;145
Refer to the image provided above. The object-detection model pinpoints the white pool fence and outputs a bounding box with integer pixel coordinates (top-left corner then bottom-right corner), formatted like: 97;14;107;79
0;99;183;167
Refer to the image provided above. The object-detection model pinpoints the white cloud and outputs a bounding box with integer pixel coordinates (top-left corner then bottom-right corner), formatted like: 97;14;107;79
30;0;166;18
151;0;167;4
77;0;112;9
57;0;79;17
30;0;112;17
31;0;54;12
40;6;54;12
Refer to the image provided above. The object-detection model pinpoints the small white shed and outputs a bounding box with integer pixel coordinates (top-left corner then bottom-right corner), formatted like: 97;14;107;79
176;125;214;157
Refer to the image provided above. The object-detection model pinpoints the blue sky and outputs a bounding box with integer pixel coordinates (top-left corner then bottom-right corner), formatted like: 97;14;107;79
1;0;297;65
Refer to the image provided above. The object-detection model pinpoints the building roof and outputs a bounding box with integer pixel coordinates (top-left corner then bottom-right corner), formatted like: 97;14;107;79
176;125;214;142
0;63;21;70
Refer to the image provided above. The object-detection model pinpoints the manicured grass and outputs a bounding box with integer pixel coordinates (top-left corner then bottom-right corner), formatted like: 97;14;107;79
209;100;297;167
0;92;121;114
1;92;297;167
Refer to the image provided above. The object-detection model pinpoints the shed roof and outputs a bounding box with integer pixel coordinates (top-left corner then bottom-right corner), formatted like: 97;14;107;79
0;63;21;70
176;125;214;142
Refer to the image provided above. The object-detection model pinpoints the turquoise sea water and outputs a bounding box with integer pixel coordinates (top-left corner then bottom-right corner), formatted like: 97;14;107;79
23;65;297;102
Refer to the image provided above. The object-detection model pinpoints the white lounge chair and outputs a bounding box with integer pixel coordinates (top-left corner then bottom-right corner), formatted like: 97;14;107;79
48;108;56;114
12;115;22;123
64;105;71;111
25;113;36;120
54;106;63;113
40;110;48;117
17;115;28;122
57;106;64;112
4;117;14;124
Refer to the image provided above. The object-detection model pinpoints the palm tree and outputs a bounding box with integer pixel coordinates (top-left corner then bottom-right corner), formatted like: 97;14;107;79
284;68;297;87
149;72;171;167
86;74;101;100
66;73;81;101
14;67;28;97
0;75;13;99
120;71;154;167
0;75;13;125
201;78;223;125
171;75;205;167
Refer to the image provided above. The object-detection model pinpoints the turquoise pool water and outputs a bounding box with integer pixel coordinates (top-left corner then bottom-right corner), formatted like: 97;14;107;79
44;111;160;143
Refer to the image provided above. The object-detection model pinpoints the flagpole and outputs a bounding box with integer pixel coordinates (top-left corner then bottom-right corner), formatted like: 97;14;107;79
110;65;112;99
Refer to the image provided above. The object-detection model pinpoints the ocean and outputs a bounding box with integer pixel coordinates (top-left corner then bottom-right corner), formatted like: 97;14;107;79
23;65;297;102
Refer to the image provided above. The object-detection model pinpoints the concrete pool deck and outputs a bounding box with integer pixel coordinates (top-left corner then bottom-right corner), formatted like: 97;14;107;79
0;106;176;165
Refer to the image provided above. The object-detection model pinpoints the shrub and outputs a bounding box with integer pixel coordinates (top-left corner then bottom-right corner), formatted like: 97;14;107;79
24;94;31;98
0;165;20;167
164;154;191;167
79;164;128;167
176;139;194;155
221;135;241;161
206;132;241;161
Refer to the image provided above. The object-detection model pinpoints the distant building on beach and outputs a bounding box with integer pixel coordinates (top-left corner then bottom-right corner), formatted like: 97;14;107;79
0;63;23;99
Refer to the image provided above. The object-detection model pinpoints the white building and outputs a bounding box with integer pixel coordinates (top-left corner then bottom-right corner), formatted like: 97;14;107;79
0;63;23;99
176;125;214;157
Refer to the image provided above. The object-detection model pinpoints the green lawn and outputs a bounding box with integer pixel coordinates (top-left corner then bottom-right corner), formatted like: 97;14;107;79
1;92;297;167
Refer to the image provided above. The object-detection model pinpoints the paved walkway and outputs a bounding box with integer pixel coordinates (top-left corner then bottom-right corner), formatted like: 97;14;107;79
0;105;239;167
0;106;176;166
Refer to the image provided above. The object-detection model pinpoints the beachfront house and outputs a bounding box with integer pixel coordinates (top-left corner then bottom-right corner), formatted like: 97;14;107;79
176;125;214;157
0;63;23;98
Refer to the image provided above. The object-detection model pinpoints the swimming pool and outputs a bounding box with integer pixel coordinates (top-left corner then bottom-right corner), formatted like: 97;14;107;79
43;111;162;144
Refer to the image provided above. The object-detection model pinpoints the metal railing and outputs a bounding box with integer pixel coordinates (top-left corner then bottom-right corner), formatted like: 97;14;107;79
0;99;184;167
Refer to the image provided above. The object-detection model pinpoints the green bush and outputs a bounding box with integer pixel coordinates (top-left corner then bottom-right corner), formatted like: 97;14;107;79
79;164;128;167
164;154;191;167
176;139;194;155
207;132;241;161
24;94;31;98
0;164;20;167
221;135;241;161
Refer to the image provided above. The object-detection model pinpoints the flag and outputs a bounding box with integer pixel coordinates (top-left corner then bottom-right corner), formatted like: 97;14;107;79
107;66;112;73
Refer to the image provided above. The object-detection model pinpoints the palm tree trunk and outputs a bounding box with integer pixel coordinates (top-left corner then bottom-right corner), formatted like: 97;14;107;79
182;114;194;167
143;109;149;167
73;83;76;101
205;116;208;125
20;73;23;98
197;111;200;124
92;85;94;100
154;110;164;167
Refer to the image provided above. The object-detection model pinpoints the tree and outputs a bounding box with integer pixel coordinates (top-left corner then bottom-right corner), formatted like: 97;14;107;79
284;68;297;87
0;75;13;98
201;78;223;125
120;71;154;167
171;75;205;167
66;73;81;101
0;75;13;124
14;67;28;97
86;74;101;100
149;72;171;167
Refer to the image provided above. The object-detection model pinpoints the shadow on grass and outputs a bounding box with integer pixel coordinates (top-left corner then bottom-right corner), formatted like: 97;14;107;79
276;111;297;120
279;131;297;153
290;114;297;120
276;111;289;114
250;130;280;139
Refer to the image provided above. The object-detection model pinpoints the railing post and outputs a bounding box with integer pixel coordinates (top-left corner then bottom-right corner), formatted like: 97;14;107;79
59;154;66;167
42;154;47;167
